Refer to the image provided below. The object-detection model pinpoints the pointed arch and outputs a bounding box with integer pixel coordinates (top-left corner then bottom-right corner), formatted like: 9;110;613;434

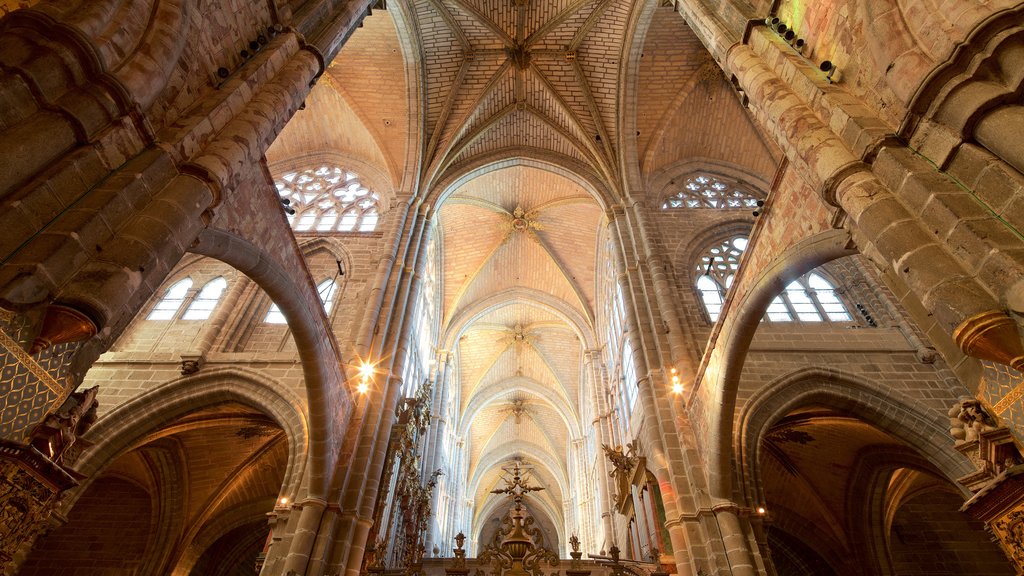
74;367;308;505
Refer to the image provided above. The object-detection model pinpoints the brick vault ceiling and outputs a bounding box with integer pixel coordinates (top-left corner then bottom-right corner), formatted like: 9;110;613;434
415;0;630;186
418;0;629;520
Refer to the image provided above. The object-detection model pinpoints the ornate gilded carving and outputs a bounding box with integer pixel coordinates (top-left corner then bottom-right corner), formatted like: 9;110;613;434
0;439;78;572
501;206;543;242
363;380;440;576
474;461;560;576
603;440;639;505
993;505;1024;567
953;310;1024;372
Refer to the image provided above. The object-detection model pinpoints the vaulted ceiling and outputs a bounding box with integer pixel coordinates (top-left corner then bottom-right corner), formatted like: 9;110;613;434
265;0;780;548
415;0;636;188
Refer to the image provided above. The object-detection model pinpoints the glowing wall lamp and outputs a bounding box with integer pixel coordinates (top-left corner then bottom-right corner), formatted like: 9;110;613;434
670;368;684;395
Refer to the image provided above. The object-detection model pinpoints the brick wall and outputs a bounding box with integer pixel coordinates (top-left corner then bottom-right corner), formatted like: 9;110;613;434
20;476;154;575
889;489;1012;576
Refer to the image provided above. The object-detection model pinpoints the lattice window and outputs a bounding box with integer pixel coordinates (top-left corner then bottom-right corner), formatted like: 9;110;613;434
276;165;381;232
182;277;227;320
662;173;763;209
147;278;192;320
265;278;339;324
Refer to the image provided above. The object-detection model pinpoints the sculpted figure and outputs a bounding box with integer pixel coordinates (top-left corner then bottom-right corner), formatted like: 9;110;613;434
949;397;996;443
28;386;99;465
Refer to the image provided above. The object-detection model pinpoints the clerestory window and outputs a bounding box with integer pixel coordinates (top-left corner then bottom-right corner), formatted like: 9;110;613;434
662;173;763;209
276;165;380;233
182;277;227;320
146;278;193;320
694;236;852;324
695;236;747;322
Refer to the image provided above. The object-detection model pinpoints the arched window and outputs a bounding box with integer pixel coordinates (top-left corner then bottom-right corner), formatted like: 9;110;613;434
265;278;338;324
147;278;192;320
780;273;852;322
663;173;763;209
182;277;228;320
276;165;381;232
694;236;747;322
694;236;852;323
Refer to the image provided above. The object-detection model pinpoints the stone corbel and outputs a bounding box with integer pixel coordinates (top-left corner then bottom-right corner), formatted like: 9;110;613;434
180;354;204;376
28;304;97;355
953;310;1024;372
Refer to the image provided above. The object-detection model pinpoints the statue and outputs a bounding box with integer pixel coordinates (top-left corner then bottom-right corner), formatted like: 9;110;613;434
949;397;997;443
28;386;99;465
602;441;639;502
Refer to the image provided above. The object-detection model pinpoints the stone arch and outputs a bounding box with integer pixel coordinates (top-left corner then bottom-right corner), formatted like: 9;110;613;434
459;376;582;440
442;288;597;350
473;489;564;555
299;237;355;280
647;158;772;207
468;441;570;500
845;446;949;576
698;228;857;498
75;367;308;506
175;499;277;574
191;227;351;498
902;6;1024;169
268;151;397;214
429;152;614;212
736;367;972;507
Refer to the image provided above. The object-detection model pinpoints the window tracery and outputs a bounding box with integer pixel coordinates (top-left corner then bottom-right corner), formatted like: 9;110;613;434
695;236;746;322
146;278;192;320
694;237;852;323
276;165;381;232
662;173;763;209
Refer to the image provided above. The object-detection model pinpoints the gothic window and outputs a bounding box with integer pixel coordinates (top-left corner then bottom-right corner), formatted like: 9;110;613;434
695;236;852;323
695;236;747;322
181;277;228;320
276;165;381;232
662;173;763;209
780;273;852;322
265;278;338;324
146;278;192;320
